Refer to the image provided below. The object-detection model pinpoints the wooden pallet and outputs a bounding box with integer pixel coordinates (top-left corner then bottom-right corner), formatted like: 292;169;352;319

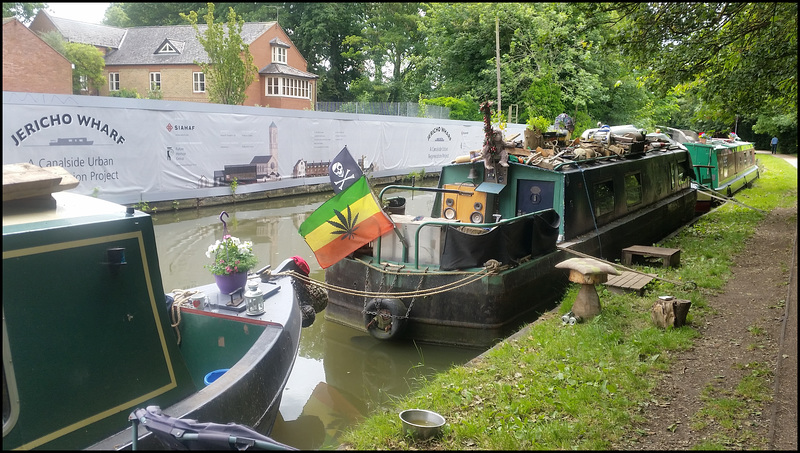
604;271;656;296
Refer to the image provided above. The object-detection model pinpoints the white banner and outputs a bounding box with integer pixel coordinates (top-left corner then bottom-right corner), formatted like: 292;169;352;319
3;92;524;204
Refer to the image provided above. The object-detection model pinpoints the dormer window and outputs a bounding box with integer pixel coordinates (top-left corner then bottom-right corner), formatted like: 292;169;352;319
270;37;290;65
155;39;182;55
272;46;287;64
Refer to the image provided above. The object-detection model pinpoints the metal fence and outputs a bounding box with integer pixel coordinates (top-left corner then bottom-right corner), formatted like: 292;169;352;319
315;102;450;119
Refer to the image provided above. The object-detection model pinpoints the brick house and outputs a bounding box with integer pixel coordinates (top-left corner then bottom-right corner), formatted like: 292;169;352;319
27;11;318;109
3;17;72;94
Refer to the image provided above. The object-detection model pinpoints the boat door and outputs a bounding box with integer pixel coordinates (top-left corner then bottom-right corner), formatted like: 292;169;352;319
516;180;555;215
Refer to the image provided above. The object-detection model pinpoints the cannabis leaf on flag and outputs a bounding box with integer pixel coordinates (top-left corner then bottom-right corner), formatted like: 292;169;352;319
299;175;393;268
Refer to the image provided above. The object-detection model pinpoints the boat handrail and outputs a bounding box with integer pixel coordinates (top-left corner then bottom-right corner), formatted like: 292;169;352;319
378;184;475;204
376;209;556;269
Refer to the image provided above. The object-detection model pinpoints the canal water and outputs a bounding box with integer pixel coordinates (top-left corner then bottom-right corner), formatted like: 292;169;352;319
151;186;481;450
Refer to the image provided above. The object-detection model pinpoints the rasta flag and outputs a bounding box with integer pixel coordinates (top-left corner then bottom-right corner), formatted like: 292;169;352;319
299;175;394;269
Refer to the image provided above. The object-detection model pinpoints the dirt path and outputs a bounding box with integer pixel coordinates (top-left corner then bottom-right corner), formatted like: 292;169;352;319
615;154;797;450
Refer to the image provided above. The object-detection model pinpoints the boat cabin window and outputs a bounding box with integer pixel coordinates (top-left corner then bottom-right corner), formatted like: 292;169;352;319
625;172;642;207
593;179;615;217
670;162;677;191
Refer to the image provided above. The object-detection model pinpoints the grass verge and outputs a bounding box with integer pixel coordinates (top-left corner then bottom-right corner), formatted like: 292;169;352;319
338;155;796;450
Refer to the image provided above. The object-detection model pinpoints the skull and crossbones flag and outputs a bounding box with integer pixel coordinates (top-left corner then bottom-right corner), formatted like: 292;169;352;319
328;146;363;194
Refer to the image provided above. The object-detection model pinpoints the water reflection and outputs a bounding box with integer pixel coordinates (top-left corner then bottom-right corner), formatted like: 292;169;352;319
151;187;481;449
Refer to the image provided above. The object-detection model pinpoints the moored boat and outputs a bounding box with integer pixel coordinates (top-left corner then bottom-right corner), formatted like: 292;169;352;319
323;119;697;349
655;126;759;213
2;163;303;450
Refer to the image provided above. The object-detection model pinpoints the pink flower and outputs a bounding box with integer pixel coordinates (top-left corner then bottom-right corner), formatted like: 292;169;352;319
225;266;232;273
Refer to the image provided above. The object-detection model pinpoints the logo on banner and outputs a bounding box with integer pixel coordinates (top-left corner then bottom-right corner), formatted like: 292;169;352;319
9;113;127;146
427;126;452;142
166;123;195;132
328;146;363;194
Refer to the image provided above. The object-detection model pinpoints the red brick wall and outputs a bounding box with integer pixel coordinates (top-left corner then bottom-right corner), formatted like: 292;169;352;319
3;19;73;94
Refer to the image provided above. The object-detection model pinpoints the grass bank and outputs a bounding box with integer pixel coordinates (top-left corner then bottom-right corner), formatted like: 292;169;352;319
338;155;797;450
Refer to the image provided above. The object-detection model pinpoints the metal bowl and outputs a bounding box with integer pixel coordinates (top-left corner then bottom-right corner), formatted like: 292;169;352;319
399;409;445;439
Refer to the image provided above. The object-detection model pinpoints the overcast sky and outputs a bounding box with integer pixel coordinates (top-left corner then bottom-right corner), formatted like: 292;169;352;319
45;2;111;25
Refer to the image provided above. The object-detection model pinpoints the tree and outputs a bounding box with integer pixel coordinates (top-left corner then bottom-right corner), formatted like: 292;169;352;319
2;2;45;23
587;3;797;128
182;3;257;105
281;3;369;101
38;31;105;95
65;42;105;95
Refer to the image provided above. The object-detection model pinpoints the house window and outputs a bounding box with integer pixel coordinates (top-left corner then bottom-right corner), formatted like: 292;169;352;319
624;172;642;207
272;46;287;64
150;72;161;91
79;75;88;92
193;72;205;92
109;72;120;91
265;77;310;99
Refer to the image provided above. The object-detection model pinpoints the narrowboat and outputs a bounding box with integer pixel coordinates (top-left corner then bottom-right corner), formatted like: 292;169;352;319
2;163;303;450
656;126;759;212
323;125;697;348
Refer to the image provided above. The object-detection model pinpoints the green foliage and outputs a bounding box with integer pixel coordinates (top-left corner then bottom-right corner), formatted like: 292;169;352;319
147;88;163;100
280;3;370;102
3;2;45;23
37;30;66;55
526;115;551;133
340;156;796;450
229;176;239;194
181;3;257;105
421;96;481;121
110;88;140;98
204;234;257;275
64;42;105;94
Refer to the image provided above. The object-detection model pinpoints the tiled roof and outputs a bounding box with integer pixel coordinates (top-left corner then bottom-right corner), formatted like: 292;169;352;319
47;12;127;49
258;62;318;79
104;22;276;66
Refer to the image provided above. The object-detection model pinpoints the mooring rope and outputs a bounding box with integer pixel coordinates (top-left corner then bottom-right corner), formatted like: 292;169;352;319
266;258;506;299
167;289;200;345
558;246;698;290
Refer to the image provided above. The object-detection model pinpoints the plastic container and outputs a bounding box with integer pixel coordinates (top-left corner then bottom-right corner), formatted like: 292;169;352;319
203;368;229;386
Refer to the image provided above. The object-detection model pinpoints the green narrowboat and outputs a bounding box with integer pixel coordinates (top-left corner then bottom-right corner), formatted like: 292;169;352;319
323;127;697;348
2;163;302;450
656;126;759;212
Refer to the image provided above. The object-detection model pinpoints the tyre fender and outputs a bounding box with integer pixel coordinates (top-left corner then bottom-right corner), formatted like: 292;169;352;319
364;298;407;340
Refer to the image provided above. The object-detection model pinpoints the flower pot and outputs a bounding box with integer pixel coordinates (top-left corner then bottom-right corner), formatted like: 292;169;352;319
214;272;248;295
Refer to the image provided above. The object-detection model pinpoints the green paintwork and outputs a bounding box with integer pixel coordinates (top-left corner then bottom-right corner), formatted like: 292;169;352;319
3;206;195;450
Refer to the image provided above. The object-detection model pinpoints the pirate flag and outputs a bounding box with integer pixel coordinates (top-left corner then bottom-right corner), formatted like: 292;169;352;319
328;146;363;194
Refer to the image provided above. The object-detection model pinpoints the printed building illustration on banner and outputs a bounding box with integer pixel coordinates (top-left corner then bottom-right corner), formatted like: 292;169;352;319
212;121;281;186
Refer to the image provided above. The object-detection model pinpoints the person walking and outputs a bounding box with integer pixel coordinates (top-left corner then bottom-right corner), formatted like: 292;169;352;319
771;136;778;154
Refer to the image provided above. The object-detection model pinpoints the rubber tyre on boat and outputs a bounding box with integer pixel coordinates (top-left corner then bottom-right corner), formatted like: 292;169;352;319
364;298;407;340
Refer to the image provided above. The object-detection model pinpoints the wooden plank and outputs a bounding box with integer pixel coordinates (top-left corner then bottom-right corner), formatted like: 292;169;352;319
604;271;655;296
3;164;80;202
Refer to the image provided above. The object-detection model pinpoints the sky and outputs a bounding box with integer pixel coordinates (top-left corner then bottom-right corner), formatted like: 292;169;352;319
45;2;111;25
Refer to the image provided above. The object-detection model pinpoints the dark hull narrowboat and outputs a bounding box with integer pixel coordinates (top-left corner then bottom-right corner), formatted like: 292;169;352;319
657;126;759;213
324;132;697;348
2;164;302;450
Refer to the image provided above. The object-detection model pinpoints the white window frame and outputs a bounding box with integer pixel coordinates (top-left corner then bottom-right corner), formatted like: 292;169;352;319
159;42;177;53
108;72;120;91
271;46;287;64
150;72;161;91
264;76;310;99
193;72;205;93
79;75;88;92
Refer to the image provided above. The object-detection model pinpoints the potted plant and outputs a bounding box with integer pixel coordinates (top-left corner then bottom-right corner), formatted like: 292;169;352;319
206;212;257;294
698;132;708;144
